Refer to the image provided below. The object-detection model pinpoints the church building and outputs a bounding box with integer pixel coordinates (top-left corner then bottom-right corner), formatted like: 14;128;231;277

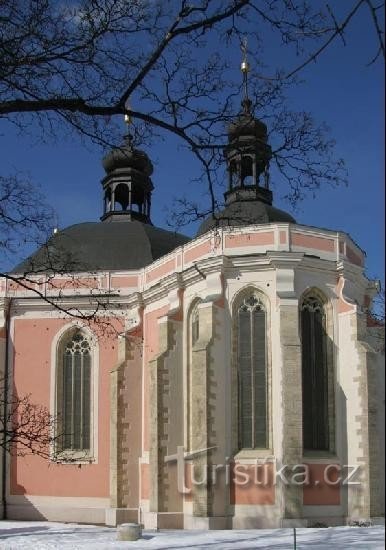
0;65;384;529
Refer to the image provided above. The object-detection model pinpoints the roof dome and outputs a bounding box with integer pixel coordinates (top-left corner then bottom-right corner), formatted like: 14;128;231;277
228;104;268;141
14;126;189;275
197;198;295;236
228;98;268;139
14;221;190;273
102;134;153;176
199;90;295;238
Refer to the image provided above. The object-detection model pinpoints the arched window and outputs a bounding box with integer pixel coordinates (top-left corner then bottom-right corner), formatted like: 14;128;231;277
241;156;254;187
191;303;200;347
301;293;333;452
229;160;239;188
187;300;201;452
114;183;130;210
236;292;268;449
57;330;92;452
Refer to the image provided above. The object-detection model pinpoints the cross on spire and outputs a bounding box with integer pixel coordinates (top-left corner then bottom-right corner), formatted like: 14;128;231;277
240;37;252;114
124;98;132;127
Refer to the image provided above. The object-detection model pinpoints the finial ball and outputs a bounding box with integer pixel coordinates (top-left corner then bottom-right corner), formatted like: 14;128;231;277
241;60;250;73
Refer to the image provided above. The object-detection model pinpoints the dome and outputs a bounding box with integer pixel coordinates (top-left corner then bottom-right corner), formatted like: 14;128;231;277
211;91;294;238
227;98;268;142
14;221;190;273
102;135;153;176
197;199;296;237
228;112;268;141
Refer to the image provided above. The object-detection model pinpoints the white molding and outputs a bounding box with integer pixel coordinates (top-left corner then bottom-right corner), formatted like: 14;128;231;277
0;298;6;328
168;287;182;316
126;301;143;331
139;452;149;464
142;272;181;305
8;295;130;316
203;271;223;302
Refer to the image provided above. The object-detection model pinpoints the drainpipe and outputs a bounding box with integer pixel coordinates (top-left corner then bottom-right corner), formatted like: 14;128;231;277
2;298;11;519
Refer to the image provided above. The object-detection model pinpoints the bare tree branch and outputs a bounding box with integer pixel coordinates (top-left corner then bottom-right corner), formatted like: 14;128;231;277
0;378;57;458
284;0;366;80
365;0;385;63
0;0;382;278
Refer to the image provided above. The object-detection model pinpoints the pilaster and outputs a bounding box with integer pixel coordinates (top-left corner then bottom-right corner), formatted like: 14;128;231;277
274;259;303;523
107;307;143;526
148;311;184;525
190;301;216;518
347;311;384;521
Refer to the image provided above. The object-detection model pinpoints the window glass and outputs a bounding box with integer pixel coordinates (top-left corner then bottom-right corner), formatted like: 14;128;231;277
237;293;268;449
301;295;330;451
59;331;92;452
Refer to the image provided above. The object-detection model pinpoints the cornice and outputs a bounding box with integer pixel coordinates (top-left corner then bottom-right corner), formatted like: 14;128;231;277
225;254;276;271
337;259;365;278
180;257;228;294
9;293;130;317
191;255;229;274
266;251;305;267
296;255;338;275
142;272;182;306
6;249;369;319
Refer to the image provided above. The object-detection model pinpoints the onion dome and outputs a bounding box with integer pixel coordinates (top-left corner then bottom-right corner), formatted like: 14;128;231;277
228;99;268;141
197;41;295;236
100;133;154;224
102;134;153;177
14;127;190;273
13;122;191;274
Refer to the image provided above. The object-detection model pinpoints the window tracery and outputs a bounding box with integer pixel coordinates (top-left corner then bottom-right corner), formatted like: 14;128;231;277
236;292;268;450
58;331;92;453
301;292;332;452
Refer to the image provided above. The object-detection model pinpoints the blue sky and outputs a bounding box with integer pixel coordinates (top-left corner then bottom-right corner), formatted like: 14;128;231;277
1;2;384;282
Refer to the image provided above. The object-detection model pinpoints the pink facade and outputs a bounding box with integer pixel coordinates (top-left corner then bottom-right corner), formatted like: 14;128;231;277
183;239;212;263
146;259;176;283
1;72;382;530
291;232;335;253
0;222;383;529
225;231;275;248
230;464;275;505
10;317;121;499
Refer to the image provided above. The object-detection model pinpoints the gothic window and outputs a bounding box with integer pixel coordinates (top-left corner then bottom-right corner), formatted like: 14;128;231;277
301;293;331;452
57;330;92;452
192;304;200;347
237;292;268;449
187;301;201;451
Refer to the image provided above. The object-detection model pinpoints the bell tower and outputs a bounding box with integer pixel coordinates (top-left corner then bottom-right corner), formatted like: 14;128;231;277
100;122;154;224
225;39;273;207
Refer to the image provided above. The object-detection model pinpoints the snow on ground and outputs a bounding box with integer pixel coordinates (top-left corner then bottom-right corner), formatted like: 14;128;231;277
0;521;384;550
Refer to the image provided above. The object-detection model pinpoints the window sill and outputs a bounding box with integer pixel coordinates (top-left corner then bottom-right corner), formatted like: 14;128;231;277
233;449;274;463
51;451;96;465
